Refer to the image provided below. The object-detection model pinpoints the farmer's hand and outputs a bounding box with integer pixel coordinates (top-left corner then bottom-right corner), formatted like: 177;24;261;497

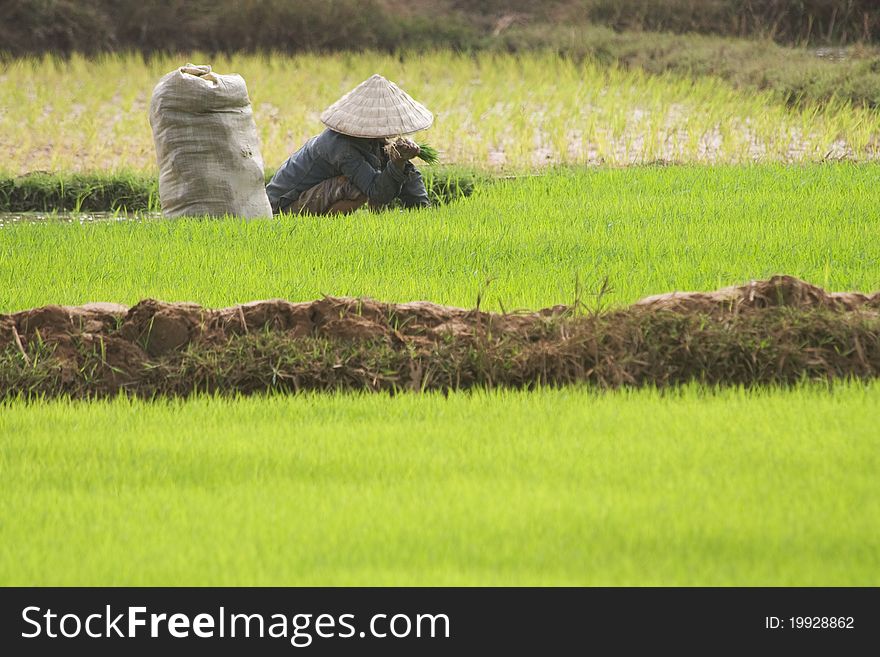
388;138;420;164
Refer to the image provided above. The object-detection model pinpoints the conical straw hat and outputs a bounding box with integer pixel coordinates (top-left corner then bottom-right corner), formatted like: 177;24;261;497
320;74;433;138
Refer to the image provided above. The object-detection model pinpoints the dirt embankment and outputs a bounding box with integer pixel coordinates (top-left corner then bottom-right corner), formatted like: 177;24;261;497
2;276;880;398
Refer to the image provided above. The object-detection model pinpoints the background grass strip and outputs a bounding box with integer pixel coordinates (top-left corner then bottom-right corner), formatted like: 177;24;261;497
0;167;481;213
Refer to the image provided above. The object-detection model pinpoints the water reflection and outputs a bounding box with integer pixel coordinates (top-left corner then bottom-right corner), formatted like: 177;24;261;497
0;211;163;228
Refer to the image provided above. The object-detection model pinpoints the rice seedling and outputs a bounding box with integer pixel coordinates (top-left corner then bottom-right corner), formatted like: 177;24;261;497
2;52;880;175
383;138;439;165
416;143;439;164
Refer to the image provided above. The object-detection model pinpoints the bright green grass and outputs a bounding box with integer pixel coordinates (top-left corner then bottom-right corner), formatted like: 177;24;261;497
2;163;880;313
1;385;878;586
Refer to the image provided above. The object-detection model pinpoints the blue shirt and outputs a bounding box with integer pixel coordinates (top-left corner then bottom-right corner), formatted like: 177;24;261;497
266;129;430;212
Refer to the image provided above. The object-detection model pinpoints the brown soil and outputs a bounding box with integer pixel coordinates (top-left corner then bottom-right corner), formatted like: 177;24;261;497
2;276;880;398
635;276;880;312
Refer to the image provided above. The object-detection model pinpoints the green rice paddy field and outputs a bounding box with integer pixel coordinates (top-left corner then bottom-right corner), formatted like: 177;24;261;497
3;386;879;586
3;49;880;586
3;164;879;312
2;163;880;585
3;51;880;174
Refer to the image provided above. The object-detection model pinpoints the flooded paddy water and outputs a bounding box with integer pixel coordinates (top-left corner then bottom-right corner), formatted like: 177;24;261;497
0;211;163;227
4;52;880;174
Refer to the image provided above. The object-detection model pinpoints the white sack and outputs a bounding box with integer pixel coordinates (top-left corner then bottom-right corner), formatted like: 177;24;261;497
149;64;272;218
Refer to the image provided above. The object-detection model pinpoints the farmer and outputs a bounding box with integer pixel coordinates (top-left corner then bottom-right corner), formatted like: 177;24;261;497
266;74;433;215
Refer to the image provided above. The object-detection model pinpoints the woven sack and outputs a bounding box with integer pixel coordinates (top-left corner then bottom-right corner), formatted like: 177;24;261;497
149;64;272;218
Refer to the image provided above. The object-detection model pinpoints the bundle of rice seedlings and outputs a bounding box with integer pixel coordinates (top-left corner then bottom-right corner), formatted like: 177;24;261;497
384;138;439;165
416;143;439;164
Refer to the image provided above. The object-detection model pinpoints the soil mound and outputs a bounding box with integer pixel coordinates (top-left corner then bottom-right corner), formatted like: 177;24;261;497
2;277;879;397
635;275;880;312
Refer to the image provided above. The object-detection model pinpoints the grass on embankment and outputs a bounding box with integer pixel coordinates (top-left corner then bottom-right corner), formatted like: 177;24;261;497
0;171;160;213
1;384;877;586
0;167;481;212
5;286;880;398
2;163;879;313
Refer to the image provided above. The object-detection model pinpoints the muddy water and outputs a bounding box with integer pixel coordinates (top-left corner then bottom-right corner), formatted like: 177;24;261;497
0;212;163;227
